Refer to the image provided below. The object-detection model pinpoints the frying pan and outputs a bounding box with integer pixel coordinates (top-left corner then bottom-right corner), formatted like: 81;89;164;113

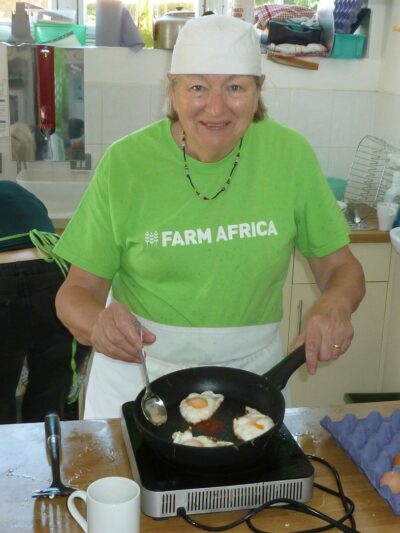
132;345;305;469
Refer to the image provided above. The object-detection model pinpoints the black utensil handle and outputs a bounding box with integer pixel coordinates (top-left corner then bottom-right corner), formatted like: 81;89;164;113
262;344;306;390
45;412;62;483
45;412;61;442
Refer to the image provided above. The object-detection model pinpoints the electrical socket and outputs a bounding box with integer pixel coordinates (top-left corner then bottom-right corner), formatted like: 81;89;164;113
70;153;91;170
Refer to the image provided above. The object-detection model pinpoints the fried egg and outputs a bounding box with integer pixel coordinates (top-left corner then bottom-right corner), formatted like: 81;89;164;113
233;406;274;442
172;430;233;447
179;390;224;424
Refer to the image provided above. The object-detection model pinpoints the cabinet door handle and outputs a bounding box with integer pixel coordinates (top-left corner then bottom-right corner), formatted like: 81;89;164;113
297;299;303;335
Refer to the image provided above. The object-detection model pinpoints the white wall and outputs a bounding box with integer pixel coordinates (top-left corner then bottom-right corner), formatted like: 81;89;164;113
374;1;400;147
0;0;398;182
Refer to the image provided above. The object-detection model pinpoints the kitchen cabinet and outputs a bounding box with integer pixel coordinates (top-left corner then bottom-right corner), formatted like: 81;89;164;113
381;250;400;392
281;243;392;407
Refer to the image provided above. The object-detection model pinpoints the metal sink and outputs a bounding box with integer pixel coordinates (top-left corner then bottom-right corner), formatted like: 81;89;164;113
390;227;400;255
16;169;92;223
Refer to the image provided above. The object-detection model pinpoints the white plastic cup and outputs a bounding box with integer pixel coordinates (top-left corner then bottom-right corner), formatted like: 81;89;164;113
377;201;399;231
67;476;140;533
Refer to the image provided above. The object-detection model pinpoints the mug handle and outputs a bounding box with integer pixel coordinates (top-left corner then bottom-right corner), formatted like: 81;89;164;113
67;490;88;532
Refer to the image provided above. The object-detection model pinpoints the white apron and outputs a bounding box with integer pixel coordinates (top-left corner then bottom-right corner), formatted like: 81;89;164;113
83;309;286;420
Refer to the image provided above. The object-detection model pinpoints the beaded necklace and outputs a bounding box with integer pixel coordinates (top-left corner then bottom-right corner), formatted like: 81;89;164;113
181;132;243;201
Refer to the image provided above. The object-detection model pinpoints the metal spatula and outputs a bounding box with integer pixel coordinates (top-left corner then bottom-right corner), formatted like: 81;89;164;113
32;412;76;498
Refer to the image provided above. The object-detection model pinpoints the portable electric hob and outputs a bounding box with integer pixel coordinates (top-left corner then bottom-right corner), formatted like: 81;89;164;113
121;401;314;519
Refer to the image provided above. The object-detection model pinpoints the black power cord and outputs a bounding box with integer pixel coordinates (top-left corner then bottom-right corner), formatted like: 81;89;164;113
177;455;360;533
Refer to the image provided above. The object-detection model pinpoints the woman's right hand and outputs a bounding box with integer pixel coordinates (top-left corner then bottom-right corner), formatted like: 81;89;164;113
90;302;156;363
55;266;156;363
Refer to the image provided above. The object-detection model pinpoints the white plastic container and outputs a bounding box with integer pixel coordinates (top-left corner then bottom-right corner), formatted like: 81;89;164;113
230;0;254;24
384;171;400;204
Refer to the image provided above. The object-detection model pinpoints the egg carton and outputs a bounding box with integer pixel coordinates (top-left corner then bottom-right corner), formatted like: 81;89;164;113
320;409;400;515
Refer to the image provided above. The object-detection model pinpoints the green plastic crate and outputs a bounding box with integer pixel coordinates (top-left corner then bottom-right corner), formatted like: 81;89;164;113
330;33;367;59
344;392;400;404
327;177;348;200
34;22;86;46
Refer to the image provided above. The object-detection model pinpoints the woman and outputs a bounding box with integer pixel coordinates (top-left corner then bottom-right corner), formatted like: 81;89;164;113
54;15;365;420
0;181;89;423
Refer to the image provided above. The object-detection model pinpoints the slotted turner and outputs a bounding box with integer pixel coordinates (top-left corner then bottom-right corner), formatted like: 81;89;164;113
32;412;76;498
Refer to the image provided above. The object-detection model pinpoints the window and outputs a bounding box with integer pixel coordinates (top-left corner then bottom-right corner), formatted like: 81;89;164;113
1;0;319;46
81;0;201;46
258;0;318;7
2;0;319;22
80;0;318;46
1;1;52;20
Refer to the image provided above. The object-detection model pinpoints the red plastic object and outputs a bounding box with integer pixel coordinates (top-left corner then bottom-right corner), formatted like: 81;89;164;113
36;45;55;138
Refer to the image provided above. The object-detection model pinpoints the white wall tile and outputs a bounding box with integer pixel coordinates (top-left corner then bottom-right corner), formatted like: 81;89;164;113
263;87;291;125
288;89;334;147
328;147;357;180
84;48;171;85
330;91;376;148
101;84;152;144
373;93;400;149
84;83;102;144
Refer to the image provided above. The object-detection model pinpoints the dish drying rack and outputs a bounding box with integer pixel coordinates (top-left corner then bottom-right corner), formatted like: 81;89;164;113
344;135;400;229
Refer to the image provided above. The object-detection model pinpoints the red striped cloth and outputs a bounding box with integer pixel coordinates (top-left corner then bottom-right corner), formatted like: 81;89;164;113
255;4;316;30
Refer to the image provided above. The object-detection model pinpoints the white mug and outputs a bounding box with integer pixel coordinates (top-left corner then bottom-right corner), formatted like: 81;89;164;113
67;476;140;533
377;201;399;231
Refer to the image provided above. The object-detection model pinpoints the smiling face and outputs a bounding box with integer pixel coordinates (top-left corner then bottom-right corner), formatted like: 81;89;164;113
169;74;263;162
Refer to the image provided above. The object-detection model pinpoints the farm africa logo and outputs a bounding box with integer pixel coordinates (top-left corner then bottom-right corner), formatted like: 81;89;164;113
144;231;159;247
144;220;278;247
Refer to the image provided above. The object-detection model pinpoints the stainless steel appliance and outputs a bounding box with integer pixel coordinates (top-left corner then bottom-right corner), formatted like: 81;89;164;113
121;401;314;519
153;9;195;50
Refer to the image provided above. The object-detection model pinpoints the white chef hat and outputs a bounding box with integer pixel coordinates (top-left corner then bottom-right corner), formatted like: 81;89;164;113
170;15;262;76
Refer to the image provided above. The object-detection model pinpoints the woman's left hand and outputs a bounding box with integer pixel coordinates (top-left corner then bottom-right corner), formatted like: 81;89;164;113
291;245;365;375
291;298;354;375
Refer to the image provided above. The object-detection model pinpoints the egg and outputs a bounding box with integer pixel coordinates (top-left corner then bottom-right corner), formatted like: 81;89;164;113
179;390;224;424
172;430;233;447
380;471;400;493
233;406;274;442
392;453;400;467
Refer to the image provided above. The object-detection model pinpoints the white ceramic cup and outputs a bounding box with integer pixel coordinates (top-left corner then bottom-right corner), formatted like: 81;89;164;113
377;201;399;231
67;476;140;533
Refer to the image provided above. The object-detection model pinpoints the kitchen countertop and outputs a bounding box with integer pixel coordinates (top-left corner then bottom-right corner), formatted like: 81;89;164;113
348;207;391;243
350;227;390;243
1;401;399;532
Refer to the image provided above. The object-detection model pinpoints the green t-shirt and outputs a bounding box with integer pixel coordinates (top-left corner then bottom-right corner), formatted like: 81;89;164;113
55;118;349;328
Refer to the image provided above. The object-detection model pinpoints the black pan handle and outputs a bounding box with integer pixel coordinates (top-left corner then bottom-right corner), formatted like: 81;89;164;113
262;344;306;390
45;412;62;485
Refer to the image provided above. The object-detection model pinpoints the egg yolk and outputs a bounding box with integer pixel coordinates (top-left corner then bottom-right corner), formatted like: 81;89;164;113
187;397;209;409
251;419;265;430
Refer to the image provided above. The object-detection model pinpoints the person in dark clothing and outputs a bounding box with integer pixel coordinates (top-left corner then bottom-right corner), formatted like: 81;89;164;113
0;180;89;423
